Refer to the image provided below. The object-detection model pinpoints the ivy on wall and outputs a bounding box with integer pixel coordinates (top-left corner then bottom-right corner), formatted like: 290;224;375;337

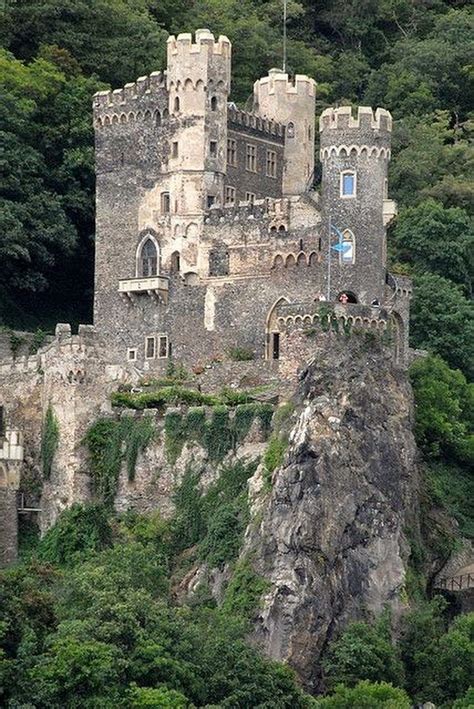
164;403;274;464
84;416;155;505
41;404;59;478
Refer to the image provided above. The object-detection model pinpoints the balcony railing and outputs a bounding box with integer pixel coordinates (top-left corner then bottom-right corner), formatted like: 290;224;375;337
118;275;169;304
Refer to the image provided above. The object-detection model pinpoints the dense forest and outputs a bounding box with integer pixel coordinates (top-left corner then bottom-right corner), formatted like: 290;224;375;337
0;1;473;707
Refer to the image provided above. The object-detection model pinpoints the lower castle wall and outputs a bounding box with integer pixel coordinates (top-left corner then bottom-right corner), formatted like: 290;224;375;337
0;488;18;566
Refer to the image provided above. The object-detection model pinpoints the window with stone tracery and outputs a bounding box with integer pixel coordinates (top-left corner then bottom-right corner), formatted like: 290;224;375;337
141;239;158;277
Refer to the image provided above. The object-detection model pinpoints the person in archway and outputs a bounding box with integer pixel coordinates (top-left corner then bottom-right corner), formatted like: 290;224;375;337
339;293;349;304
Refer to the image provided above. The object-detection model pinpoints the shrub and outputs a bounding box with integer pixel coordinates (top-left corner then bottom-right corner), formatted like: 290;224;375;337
229;346;255;361
41;404;59;478
221;560;270;619
313;680;411;708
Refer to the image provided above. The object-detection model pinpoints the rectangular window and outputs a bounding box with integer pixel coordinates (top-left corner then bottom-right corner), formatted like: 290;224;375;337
227;138;237;167
207;195;216;209
245;192;256;205
145;336;156;359
172;141;178;158
272;332;280;360
158;335;168;358
127;348;137;362
266;150;277;178
161;192;170;214
246;144;257;172
225;186;236;206
210;140;217;158
341;172;356;197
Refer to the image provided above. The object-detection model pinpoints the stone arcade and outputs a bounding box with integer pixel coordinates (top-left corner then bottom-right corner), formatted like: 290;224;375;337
0;28;411;563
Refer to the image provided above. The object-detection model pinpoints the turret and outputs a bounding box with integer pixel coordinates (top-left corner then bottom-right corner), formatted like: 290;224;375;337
253;69;316;195
166;29;231;212
319;106;395;304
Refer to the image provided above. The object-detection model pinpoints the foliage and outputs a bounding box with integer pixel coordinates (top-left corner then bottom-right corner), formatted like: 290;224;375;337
313;680;411;708
38;503;113;566
28;327;49;354
410;355;473;464
221;559;270;620
111;386;219;409
322;613;404;690
229;346;255;361
83;415;155;504
41;404;59;478
263;435;288;479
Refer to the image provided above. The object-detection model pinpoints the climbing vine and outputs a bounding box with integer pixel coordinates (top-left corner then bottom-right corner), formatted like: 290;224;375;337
164;403;274;464
41;404;59;478
84;416;155;505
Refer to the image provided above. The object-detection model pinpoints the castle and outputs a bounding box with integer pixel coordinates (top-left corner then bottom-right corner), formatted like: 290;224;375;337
0;29;411;564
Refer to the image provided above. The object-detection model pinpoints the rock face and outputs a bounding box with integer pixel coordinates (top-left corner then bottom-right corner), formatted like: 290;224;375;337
244;335;418;690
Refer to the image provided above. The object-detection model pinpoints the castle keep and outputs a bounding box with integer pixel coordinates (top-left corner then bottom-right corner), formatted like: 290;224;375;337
0;29;411;563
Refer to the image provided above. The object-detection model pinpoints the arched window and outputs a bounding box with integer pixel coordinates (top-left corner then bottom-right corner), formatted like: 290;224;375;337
287;122;295;138
210;96;217;111
341;229;355;264
170;251;180;274
340;171;356;197
141;239;158;277
174;96;180;112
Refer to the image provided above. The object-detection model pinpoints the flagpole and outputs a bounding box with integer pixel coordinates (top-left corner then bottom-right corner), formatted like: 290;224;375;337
283;0;287;72
327;215;331;301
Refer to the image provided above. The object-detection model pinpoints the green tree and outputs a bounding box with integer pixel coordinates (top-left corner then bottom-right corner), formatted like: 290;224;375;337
391;199;473;294
314;680;411;708
409;274;474;378
322;616;404;690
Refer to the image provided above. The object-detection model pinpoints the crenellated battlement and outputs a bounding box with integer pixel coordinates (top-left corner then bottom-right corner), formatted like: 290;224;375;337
227;106;285;139
167;29;231;58
254;69;316;99
319;106;392;134
93;72;166;110
93;72;169;128
204;197;292;226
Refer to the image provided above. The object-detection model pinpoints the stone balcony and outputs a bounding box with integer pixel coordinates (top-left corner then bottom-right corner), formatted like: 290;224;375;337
118;275;169;304
383;199;397;226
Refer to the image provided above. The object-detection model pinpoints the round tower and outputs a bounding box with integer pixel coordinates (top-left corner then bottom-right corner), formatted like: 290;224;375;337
319;106;393;305
253;69;316;195
166;29;231;214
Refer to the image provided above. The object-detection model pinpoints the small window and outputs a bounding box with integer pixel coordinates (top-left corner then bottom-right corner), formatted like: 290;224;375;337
227;138;237;167
245;192;256;205
145;336;156;359
341;171;356;197
127;348;137;362
174;96;180;112
384;178;388;198
341;229;355;264
246;144;257;172
210;140;217;158
210;96;217;111
158;335;168;358
170;251;180;273
272;332;280;360
287;122;295;138
266;150;277;178
0;406;5;438
161;192;170;214
225;186;236;206
141;238;158;277
207;195;216;209
308;126;312;140
172;141;178;158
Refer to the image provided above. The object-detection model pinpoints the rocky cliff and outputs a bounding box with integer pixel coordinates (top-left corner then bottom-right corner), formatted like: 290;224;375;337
242;334;419;690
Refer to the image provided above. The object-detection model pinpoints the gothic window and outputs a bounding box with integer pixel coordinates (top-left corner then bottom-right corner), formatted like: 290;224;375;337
227;138;237;166
210;96;217;111
266;150;277;177
341;171;356;198
141;239;158;277
161;192;170;214
246;144;257;172
225;186;236;206
174;96;180;112
341;229;355;264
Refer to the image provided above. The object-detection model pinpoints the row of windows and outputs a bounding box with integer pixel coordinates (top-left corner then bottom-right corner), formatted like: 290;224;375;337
172;95;219;114
224;187;257;206
227;139;277;177
127;334;169;361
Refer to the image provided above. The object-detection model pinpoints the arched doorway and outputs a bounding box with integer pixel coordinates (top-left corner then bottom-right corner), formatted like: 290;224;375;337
337;290;357;304
265;297;289;360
